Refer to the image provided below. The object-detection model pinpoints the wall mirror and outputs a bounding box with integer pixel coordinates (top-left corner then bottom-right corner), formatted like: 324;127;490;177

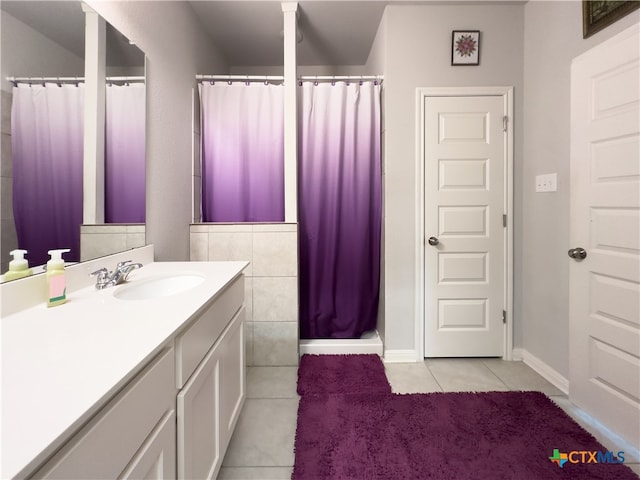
1;0;146;278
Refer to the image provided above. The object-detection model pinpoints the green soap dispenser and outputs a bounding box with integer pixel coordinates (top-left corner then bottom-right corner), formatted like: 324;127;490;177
3;249;34;281
46;248;70;307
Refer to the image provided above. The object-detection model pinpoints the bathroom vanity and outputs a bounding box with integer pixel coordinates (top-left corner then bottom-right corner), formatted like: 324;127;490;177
1;256;247;479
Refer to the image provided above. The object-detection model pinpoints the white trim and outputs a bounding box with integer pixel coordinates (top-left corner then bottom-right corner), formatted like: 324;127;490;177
383;349;420;363
415;86;514;360
513;348;570;395
299;332;383;356
282;1;298;222
504;87;514;361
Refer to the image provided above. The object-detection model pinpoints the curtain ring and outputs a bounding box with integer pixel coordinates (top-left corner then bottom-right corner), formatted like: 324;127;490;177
264;80;269;86
228;80;232;85
331;80;335;86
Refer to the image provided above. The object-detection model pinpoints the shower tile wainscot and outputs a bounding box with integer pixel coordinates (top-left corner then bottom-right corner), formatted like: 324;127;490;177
190;223;299;366
80;224;146;261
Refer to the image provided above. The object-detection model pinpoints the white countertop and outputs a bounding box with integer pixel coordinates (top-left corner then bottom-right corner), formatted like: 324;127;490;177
1;261;247;479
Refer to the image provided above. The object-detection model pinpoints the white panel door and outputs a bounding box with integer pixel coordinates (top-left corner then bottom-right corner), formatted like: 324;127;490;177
569;24;640;449
423;95;506;357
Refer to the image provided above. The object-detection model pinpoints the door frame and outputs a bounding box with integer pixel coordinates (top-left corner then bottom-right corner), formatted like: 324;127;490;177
415;86;514;360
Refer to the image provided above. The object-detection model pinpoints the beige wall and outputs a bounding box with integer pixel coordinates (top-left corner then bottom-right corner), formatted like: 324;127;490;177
522;2;639;377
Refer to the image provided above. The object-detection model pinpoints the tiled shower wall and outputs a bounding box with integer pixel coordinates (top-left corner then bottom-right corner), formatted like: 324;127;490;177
80;224;146;261
190;223;299;366
1;90;18;273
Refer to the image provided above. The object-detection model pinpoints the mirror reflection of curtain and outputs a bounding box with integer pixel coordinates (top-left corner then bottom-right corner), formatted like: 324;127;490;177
11;83;84;265
298;81;382;339
11;83;146;266
105;83;146;223
199;82;285;222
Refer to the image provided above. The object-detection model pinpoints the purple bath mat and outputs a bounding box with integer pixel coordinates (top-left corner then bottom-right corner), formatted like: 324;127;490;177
297;354;391;396
293;391;637;480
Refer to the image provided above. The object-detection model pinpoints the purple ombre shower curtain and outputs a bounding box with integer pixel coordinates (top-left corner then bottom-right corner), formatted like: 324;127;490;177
298;81;382;339
199;82;284;222
105;83;146;223
11;83;84;265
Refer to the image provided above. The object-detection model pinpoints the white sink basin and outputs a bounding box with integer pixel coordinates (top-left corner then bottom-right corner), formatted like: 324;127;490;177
114;274;205;301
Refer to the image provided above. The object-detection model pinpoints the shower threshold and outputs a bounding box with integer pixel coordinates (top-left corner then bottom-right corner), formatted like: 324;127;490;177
299;330;383;357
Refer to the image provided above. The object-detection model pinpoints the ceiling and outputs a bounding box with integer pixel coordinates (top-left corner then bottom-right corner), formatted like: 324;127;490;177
1;0;144;68
2;1;522;67
1;0;388;67
188;1;388;66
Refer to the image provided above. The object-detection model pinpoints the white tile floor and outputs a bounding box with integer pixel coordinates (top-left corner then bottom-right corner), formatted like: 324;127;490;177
218;359;640;479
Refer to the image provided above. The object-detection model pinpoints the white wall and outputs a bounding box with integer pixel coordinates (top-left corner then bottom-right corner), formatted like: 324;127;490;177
85;0;228;261
378;4;525;354
522;2;639;378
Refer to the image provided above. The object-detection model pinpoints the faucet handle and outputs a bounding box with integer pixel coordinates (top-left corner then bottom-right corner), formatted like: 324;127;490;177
90;267;108;277
116;260;133;270
90;267;109;283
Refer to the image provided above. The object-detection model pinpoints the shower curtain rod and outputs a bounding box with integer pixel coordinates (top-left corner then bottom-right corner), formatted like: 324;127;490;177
197;74;284;82
6;76;145;85
299;75;383;81
196;74;383;82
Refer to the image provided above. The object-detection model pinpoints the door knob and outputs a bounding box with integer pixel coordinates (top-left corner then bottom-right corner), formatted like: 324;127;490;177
428;236;439;246
568;247;587;260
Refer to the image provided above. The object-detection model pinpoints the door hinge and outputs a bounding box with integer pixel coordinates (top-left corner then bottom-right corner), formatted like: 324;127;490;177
503;115;508;132
503;214;507;227
502;310;507;324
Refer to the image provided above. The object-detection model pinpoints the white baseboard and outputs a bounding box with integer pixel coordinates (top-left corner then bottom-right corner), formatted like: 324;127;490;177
513;347;569;395
383;349;420;363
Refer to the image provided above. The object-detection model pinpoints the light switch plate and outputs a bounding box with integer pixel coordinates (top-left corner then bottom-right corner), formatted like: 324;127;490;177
536;173;557;192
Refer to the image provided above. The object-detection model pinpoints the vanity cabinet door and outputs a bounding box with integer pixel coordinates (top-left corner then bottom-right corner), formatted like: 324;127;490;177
119;410;176;480
219;308;246;451
177;308;246;480
177;338;222;480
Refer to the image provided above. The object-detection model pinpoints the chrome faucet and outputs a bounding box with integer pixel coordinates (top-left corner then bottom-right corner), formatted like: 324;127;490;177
91;260;143;290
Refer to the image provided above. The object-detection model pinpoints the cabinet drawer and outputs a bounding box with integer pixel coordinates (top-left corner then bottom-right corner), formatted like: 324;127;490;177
32;348;176;480
175;275;244;388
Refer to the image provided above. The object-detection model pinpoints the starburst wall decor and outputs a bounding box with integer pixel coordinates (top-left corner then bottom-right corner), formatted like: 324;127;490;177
451;30;480;66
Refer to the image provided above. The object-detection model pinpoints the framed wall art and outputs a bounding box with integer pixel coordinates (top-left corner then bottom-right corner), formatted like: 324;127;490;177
583;1;639;38
451;30;480;66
